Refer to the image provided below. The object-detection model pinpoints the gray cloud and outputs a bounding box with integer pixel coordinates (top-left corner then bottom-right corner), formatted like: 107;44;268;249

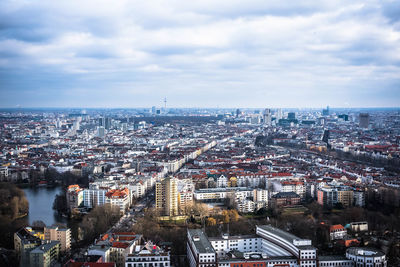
0;0;399;108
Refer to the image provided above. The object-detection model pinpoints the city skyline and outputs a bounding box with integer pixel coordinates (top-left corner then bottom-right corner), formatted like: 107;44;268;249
1;0;400;108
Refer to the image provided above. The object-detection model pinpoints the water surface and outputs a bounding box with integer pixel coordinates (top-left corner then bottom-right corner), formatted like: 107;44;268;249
23;186;67;226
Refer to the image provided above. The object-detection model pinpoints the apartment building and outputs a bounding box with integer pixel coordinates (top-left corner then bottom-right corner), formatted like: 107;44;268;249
156;177;179;216
44;226;71;252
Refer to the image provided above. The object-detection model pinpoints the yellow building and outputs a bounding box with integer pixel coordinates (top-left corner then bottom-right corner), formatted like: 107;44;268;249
228;176;237;187
156;177;178;216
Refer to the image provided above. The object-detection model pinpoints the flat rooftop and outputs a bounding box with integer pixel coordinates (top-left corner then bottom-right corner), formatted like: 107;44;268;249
319;255;349;261
208;234;258;241
188;229;215;254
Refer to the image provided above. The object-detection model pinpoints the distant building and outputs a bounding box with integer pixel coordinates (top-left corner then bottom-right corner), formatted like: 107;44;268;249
322;106;330;116
317;185;354;208
263;109;272;126
105;117;112;130
276;108;283;121
338;114;349;121
288;112;296;120
359;113;370;128
270;192;301;209
156;177;179;216
236;108;241;118
98;117;105;127
97;126;105;137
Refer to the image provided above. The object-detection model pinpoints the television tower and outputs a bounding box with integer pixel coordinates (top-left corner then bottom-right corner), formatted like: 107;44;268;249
164;97;167;110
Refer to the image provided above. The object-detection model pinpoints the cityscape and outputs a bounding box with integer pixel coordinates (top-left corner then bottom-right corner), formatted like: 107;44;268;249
1;1;400;267
0;107;399;267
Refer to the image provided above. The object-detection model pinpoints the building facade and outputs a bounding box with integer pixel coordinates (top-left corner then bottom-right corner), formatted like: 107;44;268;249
156;177;179;216
44;226;71;252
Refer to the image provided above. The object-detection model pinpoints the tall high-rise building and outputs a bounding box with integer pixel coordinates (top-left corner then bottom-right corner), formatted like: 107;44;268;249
236;108;240;118
56;118;62;128
288;112;296;120
276;108;283;121
359;113;370;128
322;106;330;116
105;117;112;130
98;117;105;127
156;177;178;216
97;126;105;138
263;109;272;126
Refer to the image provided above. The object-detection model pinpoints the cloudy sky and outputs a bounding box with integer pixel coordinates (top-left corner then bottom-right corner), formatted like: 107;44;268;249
0;0;399;108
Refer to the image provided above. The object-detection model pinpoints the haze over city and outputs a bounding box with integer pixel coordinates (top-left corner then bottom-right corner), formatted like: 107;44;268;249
1;0;400;108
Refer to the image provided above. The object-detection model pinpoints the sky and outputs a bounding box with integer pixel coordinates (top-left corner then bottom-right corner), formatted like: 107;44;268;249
0;0;399;108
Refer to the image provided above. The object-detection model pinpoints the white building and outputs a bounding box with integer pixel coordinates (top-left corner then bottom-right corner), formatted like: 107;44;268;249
217;175;228;188
194;187;253;202
130;181;147;199
125;242;170;267
350;222;368;232
105;188;130;214
188;225;387;267
256;225;317;267
209;234;261;257
237;199;256;213
83;188;106;208
253;189;268;203
319;255;354;267
346;247;386;267
330;225;347;241
187;229;217;267
0;166;9;181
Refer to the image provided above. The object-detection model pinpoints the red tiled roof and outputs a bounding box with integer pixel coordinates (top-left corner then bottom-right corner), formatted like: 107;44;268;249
112;242;129;249
330;224;345;231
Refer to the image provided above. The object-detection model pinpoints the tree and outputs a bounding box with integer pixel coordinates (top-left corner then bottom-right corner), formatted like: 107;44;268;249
229;210;239;222
206;217;217;226
80;204;121;243
208;180;217;188
222;210;230;224
32;220;46;229
10;197;19;219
